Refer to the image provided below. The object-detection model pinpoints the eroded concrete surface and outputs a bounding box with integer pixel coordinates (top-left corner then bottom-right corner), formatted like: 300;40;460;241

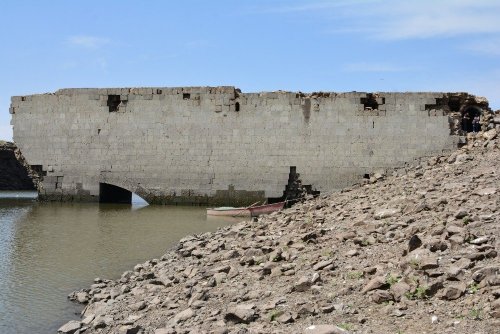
10;87;492;205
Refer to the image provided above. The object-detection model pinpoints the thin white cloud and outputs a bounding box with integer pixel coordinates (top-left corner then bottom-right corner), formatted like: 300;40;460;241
342;62;415;73
185;40;211;49
259;0;375;13
95;57;108;69
374;1;500;40
463;38;500;56
68;35;110;49
61;60;78;70
263;0;500;40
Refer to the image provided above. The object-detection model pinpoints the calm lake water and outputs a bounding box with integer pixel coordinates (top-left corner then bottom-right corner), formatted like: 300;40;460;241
0;191;241;334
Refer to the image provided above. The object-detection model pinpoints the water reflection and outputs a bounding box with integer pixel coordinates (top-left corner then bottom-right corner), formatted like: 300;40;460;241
0;190;38;199
131;193;148;206
0;193;243;333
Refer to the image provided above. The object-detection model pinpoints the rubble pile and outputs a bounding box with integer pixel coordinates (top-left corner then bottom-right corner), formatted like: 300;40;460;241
63;127;499;334
0;141;38;190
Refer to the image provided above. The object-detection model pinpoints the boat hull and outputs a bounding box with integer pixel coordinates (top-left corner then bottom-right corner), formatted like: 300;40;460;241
248;201;285;217
206;201;285;217
206;208;251;217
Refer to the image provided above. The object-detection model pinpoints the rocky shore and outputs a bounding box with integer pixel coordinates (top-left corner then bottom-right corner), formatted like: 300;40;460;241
63;126;499;334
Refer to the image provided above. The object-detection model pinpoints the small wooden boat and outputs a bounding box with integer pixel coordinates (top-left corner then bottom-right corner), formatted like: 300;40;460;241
206;207;251;217
248;201;285;216
207;201;285;217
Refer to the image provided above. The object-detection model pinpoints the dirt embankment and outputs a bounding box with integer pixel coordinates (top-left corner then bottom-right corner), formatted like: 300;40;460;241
62;127;499;334
0;141;38;191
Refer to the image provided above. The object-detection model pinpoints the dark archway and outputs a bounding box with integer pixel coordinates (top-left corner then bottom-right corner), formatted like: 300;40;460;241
461;106;482;133
99;183;132;204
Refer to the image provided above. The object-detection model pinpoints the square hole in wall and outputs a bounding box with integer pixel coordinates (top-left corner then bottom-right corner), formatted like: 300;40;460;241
360;94;379;110
183;93;191;100
448;97;461;112
31;165;47;176
107;95;121;112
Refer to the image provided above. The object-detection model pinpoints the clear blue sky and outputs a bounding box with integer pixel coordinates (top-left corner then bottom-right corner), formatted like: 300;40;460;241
1;0;499;140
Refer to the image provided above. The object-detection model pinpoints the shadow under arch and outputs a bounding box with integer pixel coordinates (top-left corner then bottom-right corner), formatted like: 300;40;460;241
99;183;132;204
98;180;150;205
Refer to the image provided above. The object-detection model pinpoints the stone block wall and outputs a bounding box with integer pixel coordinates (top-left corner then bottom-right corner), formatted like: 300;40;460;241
9;87;486;205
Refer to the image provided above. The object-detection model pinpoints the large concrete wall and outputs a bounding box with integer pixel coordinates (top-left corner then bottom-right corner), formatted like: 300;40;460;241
9;87;487;205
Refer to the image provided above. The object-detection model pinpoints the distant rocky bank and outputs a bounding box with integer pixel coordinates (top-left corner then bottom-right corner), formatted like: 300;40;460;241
63;126;499;334
0;141;37;191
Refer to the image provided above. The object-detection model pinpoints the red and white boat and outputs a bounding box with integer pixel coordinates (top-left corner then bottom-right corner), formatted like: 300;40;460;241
248;201;285;217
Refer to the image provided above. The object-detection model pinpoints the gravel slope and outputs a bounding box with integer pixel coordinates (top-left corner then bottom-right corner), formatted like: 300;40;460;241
63;128;499;334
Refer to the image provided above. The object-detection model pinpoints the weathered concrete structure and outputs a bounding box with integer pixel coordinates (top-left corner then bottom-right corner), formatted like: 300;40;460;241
9;87;489;205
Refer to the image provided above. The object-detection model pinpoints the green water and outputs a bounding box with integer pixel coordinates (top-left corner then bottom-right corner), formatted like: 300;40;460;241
0;192;241;333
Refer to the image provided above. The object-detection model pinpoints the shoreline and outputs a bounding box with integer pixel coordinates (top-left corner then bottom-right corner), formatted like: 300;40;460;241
61;128;499;334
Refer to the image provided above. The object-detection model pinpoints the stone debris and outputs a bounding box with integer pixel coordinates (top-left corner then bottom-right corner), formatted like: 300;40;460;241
66;128;499;333
0;141;40;190
57;320;81;334
304;324;350;333
441;282;467;300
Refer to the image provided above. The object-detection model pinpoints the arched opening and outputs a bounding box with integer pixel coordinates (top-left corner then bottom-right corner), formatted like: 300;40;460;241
461;106;482;133
99;183;132;204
